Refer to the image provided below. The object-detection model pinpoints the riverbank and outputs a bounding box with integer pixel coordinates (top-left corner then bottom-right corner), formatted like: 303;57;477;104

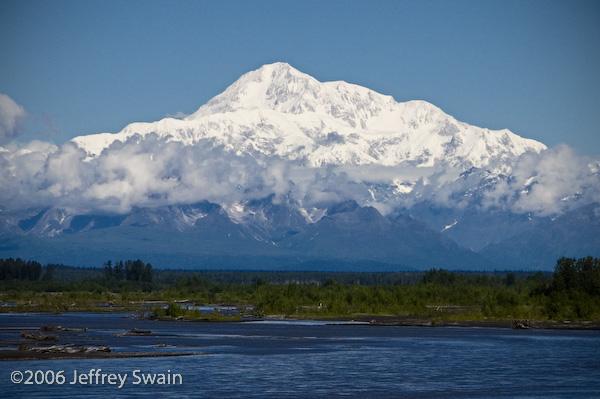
3;261;600;326
0;313;203;361
3;309;600;331
345;316;600;330
147;311;600;330
0;350;194;361
1;311;599;361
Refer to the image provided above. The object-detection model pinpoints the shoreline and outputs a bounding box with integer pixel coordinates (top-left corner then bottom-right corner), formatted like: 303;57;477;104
3;310;599;331
0;350;195;361
1;312;598;361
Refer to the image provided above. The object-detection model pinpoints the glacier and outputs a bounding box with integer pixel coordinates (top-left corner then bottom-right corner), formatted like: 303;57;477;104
72;62;546;169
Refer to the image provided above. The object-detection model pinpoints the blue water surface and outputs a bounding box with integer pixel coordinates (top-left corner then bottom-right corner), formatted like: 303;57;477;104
0;313;599;398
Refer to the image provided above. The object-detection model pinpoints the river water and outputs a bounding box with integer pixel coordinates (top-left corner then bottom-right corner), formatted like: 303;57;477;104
0;313;599;398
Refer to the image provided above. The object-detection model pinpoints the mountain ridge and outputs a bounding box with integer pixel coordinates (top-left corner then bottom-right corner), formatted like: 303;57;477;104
72;62;546;170
0;199;489;270
3;63;598;270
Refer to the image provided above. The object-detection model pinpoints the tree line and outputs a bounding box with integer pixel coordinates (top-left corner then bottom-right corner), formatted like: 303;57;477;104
0;258;45;281
1;257;599;320
103;259;153;282
537;257;600;319
0;258;153;283
549;257;600;296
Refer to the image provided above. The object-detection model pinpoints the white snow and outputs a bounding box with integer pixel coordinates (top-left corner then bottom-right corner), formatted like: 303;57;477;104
71;62;547;170
298;207;327;223
392;179;415;194
224;202;247;224
177;208;207;227
441;220;458;232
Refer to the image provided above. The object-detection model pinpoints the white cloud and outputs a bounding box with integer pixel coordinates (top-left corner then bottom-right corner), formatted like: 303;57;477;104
0;133;598;217
483;145;600;215
0;93;26;143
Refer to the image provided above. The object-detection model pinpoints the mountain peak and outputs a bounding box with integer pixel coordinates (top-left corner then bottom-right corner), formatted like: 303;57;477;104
253;61;305;77
234;62;315;87
187;62;322;117
72;63;546;169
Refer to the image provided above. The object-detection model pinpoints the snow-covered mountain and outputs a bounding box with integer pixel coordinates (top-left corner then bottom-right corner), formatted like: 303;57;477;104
3;63;598;270
72;62;545;169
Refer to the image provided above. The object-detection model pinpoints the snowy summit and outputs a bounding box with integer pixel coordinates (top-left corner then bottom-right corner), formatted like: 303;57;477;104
72;62;546;169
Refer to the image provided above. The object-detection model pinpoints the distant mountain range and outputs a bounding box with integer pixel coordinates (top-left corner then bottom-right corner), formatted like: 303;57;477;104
1;63;598;270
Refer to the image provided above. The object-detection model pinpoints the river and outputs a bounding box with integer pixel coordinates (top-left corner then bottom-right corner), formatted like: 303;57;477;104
1;313;599;398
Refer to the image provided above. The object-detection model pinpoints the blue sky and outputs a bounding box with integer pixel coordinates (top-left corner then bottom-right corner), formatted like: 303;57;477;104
1;0;599;154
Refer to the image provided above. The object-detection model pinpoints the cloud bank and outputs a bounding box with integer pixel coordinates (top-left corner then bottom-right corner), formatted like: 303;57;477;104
0;134;598;217
483;145;600;215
